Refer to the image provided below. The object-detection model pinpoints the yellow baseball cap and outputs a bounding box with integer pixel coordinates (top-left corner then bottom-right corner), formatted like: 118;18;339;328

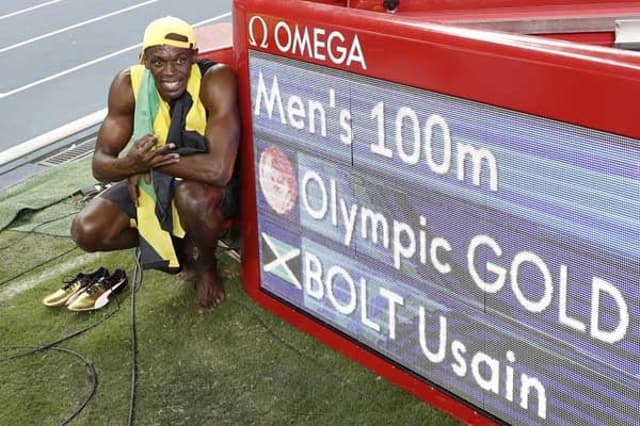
142;16;197;51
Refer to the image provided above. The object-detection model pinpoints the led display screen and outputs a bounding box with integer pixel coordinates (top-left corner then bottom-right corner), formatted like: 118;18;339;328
249;50;639;425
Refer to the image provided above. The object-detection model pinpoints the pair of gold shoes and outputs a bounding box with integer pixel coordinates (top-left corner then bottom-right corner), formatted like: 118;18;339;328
42;268;128;311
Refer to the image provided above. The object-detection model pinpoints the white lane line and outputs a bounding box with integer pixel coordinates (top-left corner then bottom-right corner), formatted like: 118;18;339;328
0;251;105;302
0;0;158;54
0;12;231;99
0;0;64;21
0;44;141;99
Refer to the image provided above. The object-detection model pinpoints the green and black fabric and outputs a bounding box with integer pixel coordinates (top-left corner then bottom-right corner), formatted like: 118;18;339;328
129;59;215;272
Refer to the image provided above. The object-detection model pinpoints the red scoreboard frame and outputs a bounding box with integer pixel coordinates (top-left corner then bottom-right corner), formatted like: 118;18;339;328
229;1;640;424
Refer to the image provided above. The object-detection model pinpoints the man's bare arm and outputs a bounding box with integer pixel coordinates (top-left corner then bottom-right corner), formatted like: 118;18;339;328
92;70;180;183
157;64;240;186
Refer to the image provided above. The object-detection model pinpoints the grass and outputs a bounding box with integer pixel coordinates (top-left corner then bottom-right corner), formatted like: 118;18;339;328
0;224;462;426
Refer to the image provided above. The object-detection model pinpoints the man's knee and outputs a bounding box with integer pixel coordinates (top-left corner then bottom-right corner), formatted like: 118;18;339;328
175;182;226;238
70;212;100;252
175;181;224;218
70;198;134;252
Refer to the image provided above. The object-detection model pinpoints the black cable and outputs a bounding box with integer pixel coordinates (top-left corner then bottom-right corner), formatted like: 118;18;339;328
221;231;375;400
0;198;81;289
0;210;80;251
0;185;101;251
0;303;120;362
0;197;79;234
0;345;98;425
229;299;370;399
127;248;143;426
0;192;126;424
56;345;98;426
0;245;78;288
0;271;125;424
0;200;82;289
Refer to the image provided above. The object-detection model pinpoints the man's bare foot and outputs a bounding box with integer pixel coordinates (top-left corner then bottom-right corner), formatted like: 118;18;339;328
195;266;225;313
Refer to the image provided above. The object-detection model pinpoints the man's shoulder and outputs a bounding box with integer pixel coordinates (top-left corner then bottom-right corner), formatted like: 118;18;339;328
107;68;136;111
198;63;237;111
113;67;134;89
200;62;236;86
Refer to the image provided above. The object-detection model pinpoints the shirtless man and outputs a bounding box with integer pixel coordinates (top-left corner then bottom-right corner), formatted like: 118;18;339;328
71;16;239;311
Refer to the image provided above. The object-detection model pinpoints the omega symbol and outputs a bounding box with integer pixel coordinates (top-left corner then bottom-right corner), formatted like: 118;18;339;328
248;15;268;48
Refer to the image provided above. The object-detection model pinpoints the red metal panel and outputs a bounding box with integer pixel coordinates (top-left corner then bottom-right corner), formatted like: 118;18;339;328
233;0;640;424
348;0;640;12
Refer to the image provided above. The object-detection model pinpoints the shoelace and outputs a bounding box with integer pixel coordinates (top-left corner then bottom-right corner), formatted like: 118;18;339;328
61;274;88;290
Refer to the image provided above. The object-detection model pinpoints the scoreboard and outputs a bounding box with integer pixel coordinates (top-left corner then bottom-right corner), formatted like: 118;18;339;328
234;2;639;425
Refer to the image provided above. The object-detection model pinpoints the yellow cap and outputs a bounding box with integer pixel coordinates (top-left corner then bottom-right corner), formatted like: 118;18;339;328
142;16;197;51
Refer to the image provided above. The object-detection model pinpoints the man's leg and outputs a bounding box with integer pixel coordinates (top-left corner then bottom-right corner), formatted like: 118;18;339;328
71;183;138;252
175;236;196;284
174;180;225;310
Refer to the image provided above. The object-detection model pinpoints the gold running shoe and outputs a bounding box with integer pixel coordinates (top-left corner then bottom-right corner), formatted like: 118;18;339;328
67;269;128;312
42;267;109;307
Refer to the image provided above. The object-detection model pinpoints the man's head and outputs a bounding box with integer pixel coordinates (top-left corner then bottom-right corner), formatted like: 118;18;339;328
141;16;198;101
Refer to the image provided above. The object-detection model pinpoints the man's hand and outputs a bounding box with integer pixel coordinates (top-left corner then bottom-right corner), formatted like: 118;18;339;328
127;134;180;172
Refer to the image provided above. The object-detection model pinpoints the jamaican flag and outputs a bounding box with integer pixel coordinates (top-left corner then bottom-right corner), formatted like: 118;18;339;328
129;62;208;272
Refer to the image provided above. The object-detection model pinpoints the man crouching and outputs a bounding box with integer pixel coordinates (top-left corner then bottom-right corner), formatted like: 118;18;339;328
71;16;239;311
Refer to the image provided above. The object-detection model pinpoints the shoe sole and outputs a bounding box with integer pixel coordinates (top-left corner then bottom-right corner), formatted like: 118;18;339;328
68;277;127;312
